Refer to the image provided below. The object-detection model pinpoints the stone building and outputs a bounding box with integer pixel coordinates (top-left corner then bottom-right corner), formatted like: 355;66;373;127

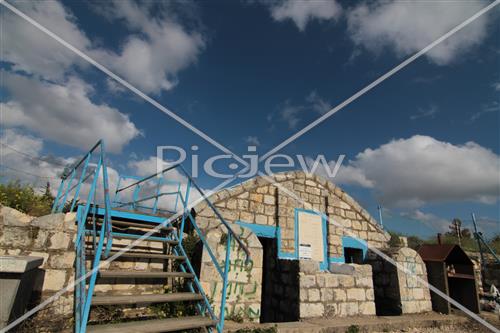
193;171;433;322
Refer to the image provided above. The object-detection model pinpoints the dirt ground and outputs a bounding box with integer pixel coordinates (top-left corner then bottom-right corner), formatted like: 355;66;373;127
373;312;500;333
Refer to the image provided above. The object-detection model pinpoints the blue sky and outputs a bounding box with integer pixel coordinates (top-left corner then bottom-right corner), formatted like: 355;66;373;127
1;0;499;238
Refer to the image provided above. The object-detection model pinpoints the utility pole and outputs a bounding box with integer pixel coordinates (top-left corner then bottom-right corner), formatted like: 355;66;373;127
377;205;384;228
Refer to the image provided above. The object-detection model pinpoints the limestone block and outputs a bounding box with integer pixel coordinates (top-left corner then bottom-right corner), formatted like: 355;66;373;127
332;289;347;302
359;301;376;315
239;211;254;223
263;195;274;205
49;252;76;269
324;274;340;288
308;289;320;302
300;275;316;288
1;227;32;248
250;193;263;203
299;260;319;274
300;302;324;318
255;214;267;225
338;275;355;288
366;288;375;301
321;288;334;302
1;207;32;226
49;232;71;250
237;200;249;210
33;230;50;249
32;214;65;230
347;288;366;301
43;269;67;291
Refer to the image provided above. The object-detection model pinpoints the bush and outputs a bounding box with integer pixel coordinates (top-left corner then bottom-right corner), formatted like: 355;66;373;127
0;181;54;216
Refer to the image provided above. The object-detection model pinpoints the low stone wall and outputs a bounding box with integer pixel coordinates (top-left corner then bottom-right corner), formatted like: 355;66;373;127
0;206;171;330
368;247;432;315
299;261;376;318
0;206;76;331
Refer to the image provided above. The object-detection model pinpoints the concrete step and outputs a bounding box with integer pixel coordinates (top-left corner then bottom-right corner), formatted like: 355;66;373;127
87;251;185;261
99;270;193;279
92;292;203;305
86;316;216;333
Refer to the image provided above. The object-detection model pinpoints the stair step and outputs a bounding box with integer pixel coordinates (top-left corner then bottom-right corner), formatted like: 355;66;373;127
85;231;178;244
87;251;185;261
99;270;193;279
94;219;175;231
92;292;204;305
87;316;216;333
111;233;178;244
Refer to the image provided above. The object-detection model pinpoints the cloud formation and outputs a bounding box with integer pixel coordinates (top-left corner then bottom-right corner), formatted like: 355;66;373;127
269;0;342;31
3;0;206;94
2;73;140;153
319;135;500;208
346;0;490;65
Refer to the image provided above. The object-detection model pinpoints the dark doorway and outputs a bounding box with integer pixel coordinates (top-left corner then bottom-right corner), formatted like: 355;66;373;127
344;247;364;264
259;237;275;323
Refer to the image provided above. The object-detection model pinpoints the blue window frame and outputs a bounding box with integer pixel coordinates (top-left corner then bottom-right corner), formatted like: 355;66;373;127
329;235;368;264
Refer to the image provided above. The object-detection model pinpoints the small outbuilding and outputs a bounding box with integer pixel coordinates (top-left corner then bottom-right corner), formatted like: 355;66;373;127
418;244;480;314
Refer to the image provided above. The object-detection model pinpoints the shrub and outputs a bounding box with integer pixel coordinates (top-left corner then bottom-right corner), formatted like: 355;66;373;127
0;181;54;216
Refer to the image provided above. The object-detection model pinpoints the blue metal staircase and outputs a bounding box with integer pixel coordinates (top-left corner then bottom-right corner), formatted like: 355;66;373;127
52;141;250;333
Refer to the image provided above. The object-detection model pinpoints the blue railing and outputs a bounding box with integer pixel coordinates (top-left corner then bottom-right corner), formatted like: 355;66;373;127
112;164;251;333
53;140;250;333
111;174;181;215
51;140;114;333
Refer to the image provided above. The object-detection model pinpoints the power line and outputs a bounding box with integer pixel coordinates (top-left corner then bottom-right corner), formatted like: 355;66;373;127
0;163;59;180
0;142;67;167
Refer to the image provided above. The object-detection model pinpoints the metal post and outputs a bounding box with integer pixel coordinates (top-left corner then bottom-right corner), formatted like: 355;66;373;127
70;153;91;212
51;178;65;213
58;168;77;212
218;233;231;333
179;178;191;244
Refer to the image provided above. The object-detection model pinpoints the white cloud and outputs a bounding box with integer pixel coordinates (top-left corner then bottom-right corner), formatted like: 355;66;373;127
471;101;500;121
270;91;332;129
270;0;342;31
3;0;91;81
400;209;450;233
0;129;120;205
493;82;500;91
245;136;261;146
127;156;205;211
3;0;206;94
0;130;74;195
91;0;206;94
306;91;332;115
410;105;439;121
346;0;490;65
2;72;140;153
329;135;500;208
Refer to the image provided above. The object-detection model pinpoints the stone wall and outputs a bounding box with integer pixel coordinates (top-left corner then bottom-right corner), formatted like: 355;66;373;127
199;225;263;322
0;206;170;330
368;247;432;315
194;171;390;264
0;206;76;331
299;261;376;318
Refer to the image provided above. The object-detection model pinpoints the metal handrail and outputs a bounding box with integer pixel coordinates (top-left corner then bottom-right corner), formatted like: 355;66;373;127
177;164;251;262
